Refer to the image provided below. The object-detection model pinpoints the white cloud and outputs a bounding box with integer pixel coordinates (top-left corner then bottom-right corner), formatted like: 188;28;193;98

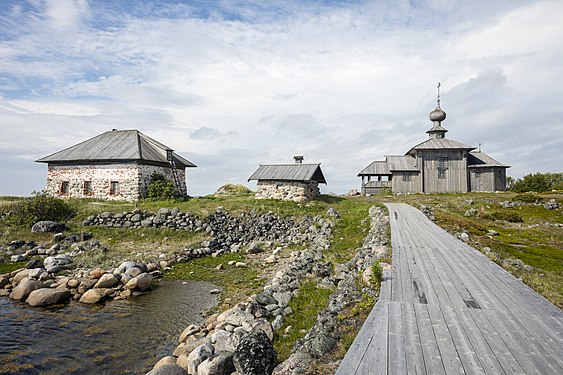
0;0;562;196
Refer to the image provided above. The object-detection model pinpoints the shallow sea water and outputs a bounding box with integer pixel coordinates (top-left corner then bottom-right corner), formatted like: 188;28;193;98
0;280;219;375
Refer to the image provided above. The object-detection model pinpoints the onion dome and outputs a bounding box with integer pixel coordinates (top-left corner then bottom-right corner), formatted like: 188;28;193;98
429;105;446;122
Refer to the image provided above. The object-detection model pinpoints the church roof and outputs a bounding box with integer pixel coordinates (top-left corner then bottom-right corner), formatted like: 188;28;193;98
248;163;326;184
468;151;510;168
358;161;390;176
406;138;476;155
386;155;419;171
36;129;196;168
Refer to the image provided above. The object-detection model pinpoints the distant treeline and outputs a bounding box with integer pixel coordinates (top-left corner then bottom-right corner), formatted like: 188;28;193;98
508;172;563;192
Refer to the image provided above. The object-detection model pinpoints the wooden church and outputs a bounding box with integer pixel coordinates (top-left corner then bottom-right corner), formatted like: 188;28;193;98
358;86;510;194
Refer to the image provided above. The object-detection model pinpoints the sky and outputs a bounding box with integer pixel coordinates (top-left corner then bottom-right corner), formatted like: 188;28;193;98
0;0;562;196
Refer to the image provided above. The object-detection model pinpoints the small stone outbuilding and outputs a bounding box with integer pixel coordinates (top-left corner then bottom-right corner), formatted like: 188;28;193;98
248;156;327;202
36;129;196;201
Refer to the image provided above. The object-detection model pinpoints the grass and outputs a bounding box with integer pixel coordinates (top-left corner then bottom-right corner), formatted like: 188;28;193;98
273;280;335;361
161;252;262;312
0;261;26;274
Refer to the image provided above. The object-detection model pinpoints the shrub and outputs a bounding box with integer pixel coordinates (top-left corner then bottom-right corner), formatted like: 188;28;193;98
510;172;563;193
512;193;542;204
3;191;76;226
370;260;384;287
147;173;179;199
481;210;523;223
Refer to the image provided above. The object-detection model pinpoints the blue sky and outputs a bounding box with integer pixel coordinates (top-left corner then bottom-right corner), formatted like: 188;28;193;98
0;0;562;196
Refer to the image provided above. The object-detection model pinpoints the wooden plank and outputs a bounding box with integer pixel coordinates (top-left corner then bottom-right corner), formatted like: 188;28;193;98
454;307;507;375
439;305;486;375
467;309;525;374
354;302;389;375
425;302;465;374
336;300;388;375
388;301;407;373
413;303;446;375
482;308;562;375
402;302;427;375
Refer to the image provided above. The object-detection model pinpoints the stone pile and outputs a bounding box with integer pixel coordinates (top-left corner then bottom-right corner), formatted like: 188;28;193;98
148;206;391;375
418;205;436;221
148;212;336;375
273;206;389;374
1;232;95;263
0;260;157;306
83;208;312;253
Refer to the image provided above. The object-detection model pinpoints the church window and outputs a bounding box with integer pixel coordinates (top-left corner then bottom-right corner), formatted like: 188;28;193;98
437;157;448;169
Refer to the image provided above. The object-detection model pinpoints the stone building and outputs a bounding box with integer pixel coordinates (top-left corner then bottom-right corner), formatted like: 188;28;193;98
36;129;196;201
248;156;327;202
358;87;510;194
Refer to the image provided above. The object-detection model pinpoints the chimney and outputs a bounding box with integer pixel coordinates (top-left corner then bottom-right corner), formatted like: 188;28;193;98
293;155;304;164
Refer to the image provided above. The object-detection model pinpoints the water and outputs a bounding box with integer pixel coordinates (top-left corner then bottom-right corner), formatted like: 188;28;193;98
0;280;219;375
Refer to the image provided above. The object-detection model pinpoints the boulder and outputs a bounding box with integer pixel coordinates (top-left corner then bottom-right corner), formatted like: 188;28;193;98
152;356;178;370
125;273;153;291
44;254;72;273
197;351;235;375
185;343;214;374
12;269;31;285
10;278;44;300
0;276;9;288
26;288;70;306
327;208;340;218
146;364;188;375
94;273;119;288
232;330;276;375
79;288;106;304
31;221;66;233
25;259;44;269
89;268;106;279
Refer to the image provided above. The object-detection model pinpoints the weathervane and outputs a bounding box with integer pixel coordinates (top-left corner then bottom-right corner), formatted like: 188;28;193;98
437;82;441;106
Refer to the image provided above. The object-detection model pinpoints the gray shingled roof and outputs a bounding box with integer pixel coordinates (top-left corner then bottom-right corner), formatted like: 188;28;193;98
358;161;390;176
468;151;510;168
248;164;327;184
406;138;475;155
386;155;419;171
36;129;196;168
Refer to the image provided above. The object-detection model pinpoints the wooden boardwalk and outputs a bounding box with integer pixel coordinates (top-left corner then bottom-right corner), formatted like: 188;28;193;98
337;203;563;375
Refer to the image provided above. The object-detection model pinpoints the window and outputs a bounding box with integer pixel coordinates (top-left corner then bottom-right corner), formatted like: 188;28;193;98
402;174;412;182
437;157;448;169
60;181;69;194
83;181;93;195
110;181;120;195
475;171;482;179
438;170;446;179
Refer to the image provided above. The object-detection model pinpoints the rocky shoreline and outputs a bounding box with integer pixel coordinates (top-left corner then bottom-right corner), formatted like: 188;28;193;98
1;204;391;375
0;208;324;308
146;206;389;375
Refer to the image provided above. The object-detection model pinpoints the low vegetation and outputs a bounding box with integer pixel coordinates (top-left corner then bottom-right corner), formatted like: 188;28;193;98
1;186;561;370
2;191;77;226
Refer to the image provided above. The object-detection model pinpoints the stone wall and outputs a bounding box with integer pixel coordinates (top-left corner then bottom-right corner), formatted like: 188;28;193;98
45;163;187;201
255;180;320;202
137;164;187;197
